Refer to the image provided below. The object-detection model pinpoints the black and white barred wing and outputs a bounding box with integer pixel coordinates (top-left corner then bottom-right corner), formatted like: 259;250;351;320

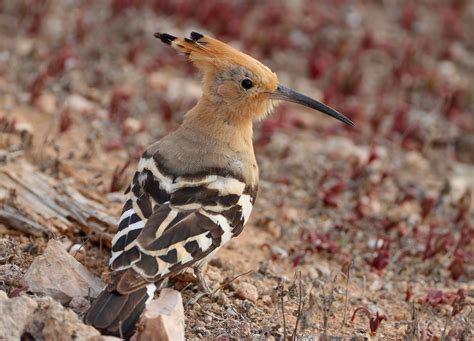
108;158;256;293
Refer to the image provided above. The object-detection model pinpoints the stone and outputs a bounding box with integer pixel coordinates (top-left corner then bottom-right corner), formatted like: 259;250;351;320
35;92;57;115
0;291;100;340
65;94;95;115
132;288;185;341
68;243;86;262
0;290;38;340
123;117;143;135
217;292;230;305
261;295;272;305
0;263;24;291
283;207;299;222
13;122;34;135
314;262;331;278
23;239;104;304
16;38;34;56
68;296;91;316
36;295;100;340
369;279;383;292
235;282;259;302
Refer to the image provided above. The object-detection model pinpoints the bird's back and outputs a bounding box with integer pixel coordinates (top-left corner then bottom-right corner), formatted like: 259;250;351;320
86;125;258;337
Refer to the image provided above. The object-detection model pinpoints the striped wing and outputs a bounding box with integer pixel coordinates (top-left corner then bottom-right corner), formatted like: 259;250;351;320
109;153;256;293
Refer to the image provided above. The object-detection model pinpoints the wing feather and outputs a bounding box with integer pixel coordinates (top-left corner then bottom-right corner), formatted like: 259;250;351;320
109;152;256;294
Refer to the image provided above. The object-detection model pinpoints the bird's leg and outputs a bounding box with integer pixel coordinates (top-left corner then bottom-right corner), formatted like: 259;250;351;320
194;263;212;295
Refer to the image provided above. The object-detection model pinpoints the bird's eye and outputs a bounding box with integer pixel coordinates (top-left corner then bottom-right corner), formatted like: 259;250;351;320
241;78;253;90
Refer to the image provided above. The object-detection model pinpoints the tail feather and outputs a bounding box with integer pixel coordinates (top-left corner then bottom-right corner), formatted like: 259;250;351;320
85;285;155;338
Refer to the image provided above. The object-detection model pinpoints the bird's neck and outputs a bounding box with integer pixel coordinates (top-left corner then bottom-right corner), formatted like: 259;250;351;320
181;96;255;153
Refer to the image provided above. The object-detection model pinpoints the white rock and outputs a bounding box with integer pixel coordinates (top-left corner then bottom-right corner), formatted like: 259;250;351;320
0;290;38;340
132;288;185;341
314;262;332;278
123;117;143;135
65;94;95;115
450;163;474;201
369;279;383;291
0;291;100;340
35;92;57;114
23;239;104;303
14;122;34;135
16;38;34;56
35;295;100;339
68;243;86;262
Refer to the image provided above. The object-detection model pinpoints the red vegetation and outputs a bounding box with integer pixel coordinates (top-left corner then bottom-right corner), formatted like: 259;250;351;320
29;45;73;103
366;240;391;273
109;88;132;123
58;109;73;133
351;307;387;336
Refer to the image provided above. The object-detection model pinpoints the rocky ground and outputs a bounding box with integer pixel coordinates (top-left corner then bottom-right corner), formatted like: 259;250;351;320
0;1;473;340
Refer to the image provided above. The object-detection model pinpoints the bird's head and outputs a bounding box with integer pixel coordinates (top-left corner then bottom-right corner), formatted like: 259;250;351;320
155;32;354;127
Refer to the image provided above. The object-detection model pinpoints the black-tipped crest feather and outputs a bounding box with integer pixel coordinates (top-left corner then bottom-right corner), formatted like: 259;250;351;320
184;37;205;49
154;32;176;45
190;31;204;42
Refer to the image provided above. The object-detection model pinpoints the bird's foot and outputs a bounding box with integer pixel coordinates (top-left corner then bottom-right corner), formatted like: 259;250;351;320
194;265;213;296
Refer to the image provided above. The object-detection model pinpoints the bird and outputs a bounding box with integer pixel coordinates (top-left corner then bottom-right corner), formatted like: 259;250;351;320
85;31;354;337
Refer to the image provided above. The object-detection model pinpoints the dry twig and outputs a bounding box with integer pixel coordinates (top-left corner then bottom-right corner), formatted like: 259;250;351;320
341;260;353;327
291;271;304;341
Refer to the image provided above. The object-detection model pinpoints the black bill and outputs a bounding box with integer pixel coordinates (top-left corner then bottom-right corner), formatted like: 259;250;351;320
271;84;355;127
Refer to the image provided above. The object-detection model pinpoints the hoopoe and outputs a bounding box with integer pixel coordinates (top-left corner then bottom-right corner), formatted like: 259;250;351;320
85;32;353;337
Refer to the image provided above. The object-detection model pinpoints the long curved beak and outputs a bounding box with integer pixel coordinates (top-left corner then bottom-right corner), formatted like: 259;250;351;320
270;84;355;127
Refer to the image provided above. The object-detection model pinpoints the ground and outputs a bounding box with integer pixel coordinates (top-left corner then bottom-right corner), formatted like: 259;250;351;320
0;1;473;340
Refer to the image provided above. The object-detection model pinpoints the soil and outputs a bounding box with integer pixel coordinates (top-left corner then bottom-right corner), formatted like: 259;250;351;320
0;1;473;339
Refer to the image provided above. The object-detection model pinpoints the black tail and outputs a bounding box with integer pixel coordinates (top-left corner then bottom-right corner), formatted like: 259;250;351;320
85;287;151;338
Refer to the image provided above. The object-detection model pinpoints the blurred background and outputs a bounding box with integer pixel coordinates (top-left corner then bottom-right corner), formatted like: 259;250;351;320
0;1;473;339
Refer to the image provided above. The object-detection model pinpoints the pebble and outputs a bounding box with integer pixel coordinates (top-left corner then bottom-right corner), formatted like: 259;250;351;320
261;295;272;305
193;326;209;338
314;262;331;278
35;93;57;115
68;296;91;315
369;279;383;291
217;292;230;305
68;243;85;262
283;207;299;222
235;282;259;302
226;306;238;317
123;117;143;135
65;94;95;115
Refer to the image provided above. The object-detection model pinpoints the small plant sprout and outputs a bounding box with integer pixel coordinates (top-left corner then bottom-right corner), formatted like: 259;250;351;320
351;306;388;336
